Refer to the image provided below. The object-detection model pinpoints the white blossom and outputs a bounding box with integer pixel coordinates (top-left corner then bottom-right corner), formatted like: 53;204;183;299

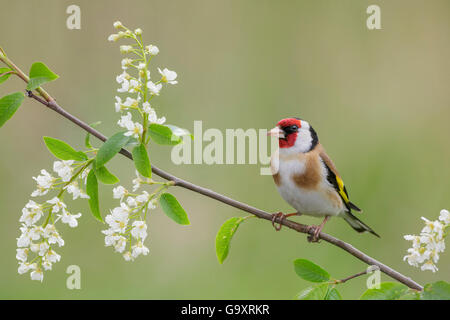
146;45;159;56
158;67;178;84
108;34;120;42
123;251;133;261
113;186;128;199
114;236;127;253
117;112;143;139
59;209;82;228
47;197;67;213
30;268;44;282
120;45;133;54
439;209;450;225
43;224;65;247
126;196;138;208
132;171;143;192
136;191;150;205
131;220;148;240
105;203;130;233
19;201;43;226
142;102;166;124
147;81;162;96
65;181;89;200
116;71;130;84
121;58;133;70
18;262;36;275
31;170;55;197
131;241;149;258
16;248;29;262
53;160;74;182
403;209;449;273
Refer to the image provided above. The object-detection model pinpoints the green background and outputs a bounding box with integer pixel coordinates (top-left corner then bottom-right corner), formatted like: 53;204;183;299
0;0;449;299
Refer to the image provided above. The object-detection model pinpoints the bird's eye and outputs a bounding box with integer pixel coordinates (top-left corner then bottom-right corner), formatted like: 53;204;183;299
283;125;298;134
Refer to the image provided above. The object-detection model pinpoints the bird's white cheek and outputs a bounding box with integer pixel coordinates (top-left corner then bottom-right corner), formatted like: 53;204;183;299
293;129;313;153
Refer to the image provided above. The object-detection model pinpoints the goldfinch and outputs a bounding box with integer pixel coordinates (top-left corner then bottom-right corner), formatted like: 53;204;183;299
268;117;379;241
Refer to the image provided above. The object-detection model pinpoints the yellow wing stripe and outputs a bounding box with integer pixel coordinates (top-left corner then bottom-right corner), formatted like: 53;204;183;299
335;175;349;204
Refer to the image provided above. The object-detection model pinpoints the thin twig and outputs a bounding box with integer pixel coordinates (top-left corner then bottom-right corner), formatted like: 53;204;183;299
2;55;423;291
334;270;368;285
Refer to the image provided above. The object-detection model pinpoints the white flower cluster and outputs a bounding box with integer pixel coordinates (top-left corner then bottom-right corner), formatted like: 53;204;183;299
403;209;449;272
102;178;155;261
17;160;88;281
108;21;177;140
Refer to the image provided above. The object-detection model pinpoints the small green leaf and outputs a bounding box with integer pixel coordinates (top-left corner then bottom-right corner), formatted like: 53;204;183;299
132;143;152;178
165;124;194;140
124;137;140;148
0;67;12;84
27;62;59;90
148;123;181;145
159;193;190;225
86;169;102;222
399;291;420;300
94;161;119;185
293;259;330;283
43;136;88;161
360;282;409;300
85;121;102;149
295;283;330;300
0;92;24;128
96;131;130;167
215;217;244;264
421;281;450;300
325;287;342;300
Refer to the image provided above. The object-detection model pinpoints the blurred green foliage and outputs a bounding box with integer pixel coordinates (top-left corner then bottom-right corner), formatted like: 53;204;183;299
0;0;449;299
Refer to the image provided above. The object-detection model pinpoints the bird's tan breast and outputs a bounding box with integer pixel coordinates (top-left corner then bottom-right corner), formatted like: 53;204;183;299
271;147;345;216
291;151;322;190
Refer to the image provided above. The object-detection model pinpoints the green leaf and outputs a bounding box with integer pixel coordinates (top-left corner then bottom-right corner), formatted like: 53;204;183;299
0;92;24;128
132;143;152;178
325;287;342;300
96;131;130;167
124;137;140;149
421;281;450;300
85;121;102;149
360;282;409;300
94;161;119;185
295;283;330;300
0;67;12;85
86;169;102;222
43;136;88;161
159;193;190;225
27;62;59;90
148;123;182;145
215;217;244;264
399;291;420;300
165;124;194;140
293;259;330;283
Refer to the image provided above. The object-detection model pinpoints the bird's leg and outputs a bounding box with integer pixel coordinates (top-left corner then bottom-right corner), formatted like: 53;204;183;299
271;212;299;231
307;216;330;242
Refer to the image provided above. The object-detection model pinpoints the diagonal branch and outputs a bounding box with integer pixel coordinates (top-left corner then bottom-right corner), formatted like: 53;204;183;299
3;56;423;291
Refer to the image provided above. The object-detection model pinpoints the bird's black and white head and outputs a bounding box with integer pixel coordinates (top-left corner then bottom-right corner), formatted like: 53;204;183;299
268;118;319;154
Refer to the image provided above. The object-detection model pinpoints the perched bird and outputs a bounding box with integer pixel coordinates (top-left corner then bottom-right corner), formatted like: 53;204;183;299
268;117;379;241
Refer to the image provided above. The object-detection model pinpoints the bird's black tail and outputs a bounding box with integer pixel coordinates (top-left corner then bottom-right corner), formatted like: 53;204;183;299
343;211;380;237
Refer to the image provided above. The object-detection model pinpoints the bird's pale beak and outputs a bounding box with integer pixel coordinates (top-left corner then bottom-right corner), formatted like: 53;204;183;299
267;127;285;139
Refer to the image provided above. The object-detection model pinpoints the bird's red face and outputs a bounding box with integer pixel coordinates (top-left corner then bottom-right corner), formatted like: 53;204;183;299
268;118;302;148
